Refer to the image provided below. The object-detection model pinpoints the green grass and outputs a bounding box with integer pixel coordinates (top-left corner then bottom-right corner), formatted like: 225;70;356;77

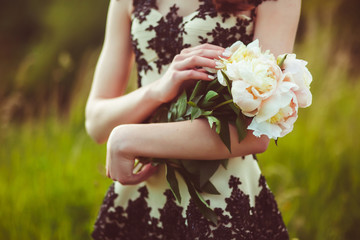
0;118;111;239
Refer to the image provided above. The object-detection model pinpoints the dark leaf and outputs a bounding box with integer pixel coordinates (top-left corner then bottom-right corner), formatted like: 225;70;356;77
191;95;204;105
182;174;218;225
198;160;222;188
205;78;220;91
219;118;231;153
235;114;247;142
190;80;207;101
220;159;229;169
166;164;182;203
200;180;221;195
181;160;222;189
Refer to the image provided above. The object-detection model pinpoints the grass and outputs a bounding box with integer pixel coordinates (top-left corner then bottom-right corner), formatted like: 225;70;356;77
0;117;112;239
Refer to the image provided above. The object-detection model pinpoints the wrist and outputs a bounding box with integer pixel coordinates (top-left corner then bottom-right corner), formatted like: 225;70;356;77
146;80;168;104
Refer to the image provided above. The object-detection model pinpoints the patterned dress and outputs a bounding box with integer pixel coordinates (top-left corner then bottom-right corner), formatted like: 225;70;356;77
92;0;289;239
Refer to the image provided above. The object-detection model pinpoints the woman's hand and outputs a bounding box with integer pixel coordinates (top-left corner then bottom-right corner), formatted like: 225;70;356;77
153;43;226;103
106;125;158;185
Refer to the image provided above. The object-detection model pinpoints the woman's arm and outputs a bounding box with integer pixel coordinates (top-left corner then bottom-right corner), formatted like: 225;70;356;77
254;0;301;56
85;0;224;144
104;0;302;184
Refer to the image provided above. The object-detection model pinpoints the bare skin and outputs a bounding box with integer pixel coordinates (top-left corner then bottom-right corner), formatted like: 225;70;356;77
85;0;301;184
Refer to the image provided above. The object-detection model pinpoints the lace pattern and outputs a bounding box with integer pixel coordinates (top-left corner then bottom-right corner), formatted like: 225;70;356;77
92;175;288;239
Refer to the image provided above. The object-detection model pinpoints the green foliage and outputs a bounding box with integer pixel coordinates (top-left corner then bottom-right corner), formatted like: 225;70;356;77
0;119;111;239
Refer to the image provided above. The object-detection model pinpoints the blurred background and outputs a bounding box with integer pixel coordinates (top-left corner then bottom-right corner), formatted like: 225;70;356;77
0;0;359;239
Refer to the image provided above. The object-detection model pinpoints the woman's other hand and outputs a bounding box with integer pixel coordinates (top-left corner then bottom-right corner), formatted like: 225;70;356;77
106;125;158;185
152;43;226;103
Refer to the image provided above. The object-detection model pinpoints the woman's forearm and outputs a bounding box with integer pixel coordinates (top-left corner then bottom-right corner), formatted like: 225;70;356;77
108;119;269;161
85;80;164;144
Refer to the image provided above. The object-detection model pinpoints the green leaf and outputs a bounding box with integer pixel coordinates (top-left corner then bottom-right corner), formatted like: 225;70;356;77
277;54;288;68
207;116;221;134
166;164;182;203
219;118;231;153
220;159;229;169
200;90;219;108
150;105;170;123
191;107;202;121
190;80;207;101
201;111;213;116
187;101;197;107
181;160;222;189
198;160;221;188
191;95;204;105
235;114;247;142
205;78;220;91
200;180;220;195
182;174;218;225
176;90;187;118
205;90;219;102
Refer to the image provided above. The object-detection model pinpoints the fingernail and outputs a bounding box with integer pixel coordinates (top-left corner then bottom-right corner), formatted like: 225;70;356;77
204;67;216;73
222;50;231;57
208;75;215;80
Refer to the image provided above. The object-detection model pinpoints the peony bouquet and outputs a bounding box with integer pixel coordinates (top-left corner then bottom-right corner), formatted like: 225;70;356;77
138;39;312;224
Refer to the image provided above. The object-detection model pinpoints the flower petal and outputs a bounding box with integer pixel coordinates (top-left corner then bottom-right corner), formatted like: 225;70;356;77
231;80;261;116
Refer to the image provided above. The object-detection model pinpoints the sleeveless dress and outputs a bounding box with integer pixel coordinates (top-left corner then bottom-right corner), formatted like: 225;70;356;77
92;0;289;239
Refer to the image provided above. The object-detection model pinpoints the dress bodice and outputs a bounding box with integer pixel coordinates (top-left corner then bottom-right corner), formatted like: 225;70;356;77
130;0;268;87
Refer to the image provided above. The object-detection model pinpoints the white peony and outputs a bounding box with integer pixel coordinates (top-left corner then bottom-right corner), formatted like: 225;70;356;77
248;81;299;139
281;54;313;108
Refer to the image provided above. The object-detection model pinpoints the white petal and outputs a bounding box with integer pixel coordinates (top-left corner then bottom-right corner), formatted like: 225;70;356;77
255;91;293;123
248;118;282;139
217;70;227;86
231;80;261;116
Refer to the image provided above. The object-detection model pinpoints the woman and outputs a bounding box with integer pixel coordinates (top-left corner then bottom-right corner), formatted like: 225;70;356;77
86;0;300;239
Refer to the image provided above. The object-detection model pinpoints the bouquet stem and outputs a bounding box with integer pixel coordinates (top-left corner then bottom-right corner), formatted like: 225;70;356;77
213;99;233;110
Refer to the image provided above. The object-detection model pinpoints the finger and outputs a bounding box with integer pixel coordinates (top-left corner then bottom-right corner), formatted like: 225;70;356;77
181;49;225;60
119;164;158;185
132;164;158;183
181;43;225;53
176;55;217;70
177;69;214;82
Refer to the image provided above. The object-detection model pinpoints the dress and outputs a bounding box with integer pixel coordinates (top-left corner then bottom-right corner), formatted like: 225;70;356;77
92;0;289;239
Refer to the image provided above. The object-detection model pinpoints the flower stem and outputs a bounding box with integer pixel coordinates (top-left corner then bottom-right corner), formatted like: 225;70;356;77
213;99;233;110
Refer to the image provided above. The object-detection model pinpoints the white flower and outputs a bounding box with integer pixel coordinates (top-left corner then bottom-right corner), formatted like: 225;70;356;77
248;81;299;139
281;54;313;108
215;39;282;116
229;58;282;116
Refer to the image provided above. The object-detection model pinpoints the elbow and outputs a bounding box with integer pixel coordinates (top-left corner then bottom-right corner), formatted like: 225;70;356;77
85;104;107;144
85;118;106;144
